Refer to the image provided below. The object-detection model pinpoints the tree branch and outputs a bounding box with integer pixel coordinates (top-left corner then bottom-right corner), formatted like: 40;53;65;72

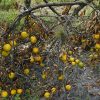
2;1;86;37
73;3;86;16
30;2;86;12
73;0;93;15
43;0;60;16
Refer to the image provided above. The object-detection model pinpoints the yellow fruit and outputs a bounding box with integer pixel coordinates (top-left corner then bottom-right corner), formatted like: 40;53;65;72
42;74;47;79
81;39;86;43
11;89;16;95
24;68;30;75
32;47;39;54
30;56;35;63
3;44;11;52
30;36;37;44
71;62;76;66
68;50;73;55
21;32;29;39
1;90;8;97
95;43;100;49
40;63;45;67
2;51;9;57
60;54;67;62
93;34;100;39
8;72;15;79
17;89;23;94
44;91;50;98
9;40;17;46
34;56;42;62
78;62;84;68
51;87;56;93
65;85;71;91
58;75;64;80
69;57;75;62
75;59;80;64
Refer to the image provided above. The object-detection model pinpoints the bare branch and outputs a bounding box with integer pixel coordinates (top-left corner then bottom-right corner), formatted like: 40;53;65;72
73;0;93;15
73;3;87;15
43;0;60;16
2;1;86;37
29;2;86;12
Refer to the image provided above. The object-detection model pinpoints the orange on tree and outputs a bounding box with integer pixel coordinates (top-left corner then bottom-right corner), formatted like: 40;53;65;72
75;59;80;64
21;31;29;39
60;53;67;62
34;55;42;62
69;57;75;62
58;75;64;81
44;91;50;99
32;47;39;54
10;89;16;95
51;87;56;93
40;63;45;67
3;44;11;52
9;40;17;46
30;56;35;63
81;39;86;43
95;43;100;49
93;34;100;39
1;90;8;98
68;50;73;55
78;62;84;68
17;89;23;94
8;72;15;79
30;36;37;44
2;51;9;57
24;68;30;75
71;62;76;66
41;73;47;79
65;85;72;91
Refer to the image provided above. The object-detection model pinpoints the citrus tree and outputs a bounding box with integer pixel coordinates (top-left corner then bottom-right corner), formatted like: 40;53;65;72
0;0;100;99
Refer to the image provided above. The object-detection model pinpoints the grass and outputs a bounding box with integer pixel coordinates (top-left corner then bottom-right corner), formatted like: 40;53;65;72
0;0;99;25
0;0;62;24
0;10;18;24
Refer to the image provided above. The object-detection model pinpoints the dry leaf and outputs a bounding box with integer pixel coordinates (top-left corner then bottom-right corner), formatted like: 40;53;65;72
62;5;71;15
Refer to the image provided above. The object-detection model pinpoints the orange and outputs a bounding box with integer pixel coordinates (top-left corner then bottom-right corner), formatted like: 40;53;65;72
95;43;100;49
17;89;23;94
69;57;75;62
93;34;100;39
8;72;15;79
51;87;56;93
21;32;29;39
34;55;42;62
30;36;37;44
44;91;50;98
58;75;64;80
65;85;71;91
9;40;17;46
71;62;76;66
3;44;11;52
11;89;16;95
2;51;9;57
1;90;8;97
32;47;39;54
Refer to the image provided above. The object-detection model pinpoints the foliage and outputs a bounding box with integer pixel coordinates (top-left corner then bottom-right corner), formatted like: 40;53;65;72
0;10;18;24
0;0;100;100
